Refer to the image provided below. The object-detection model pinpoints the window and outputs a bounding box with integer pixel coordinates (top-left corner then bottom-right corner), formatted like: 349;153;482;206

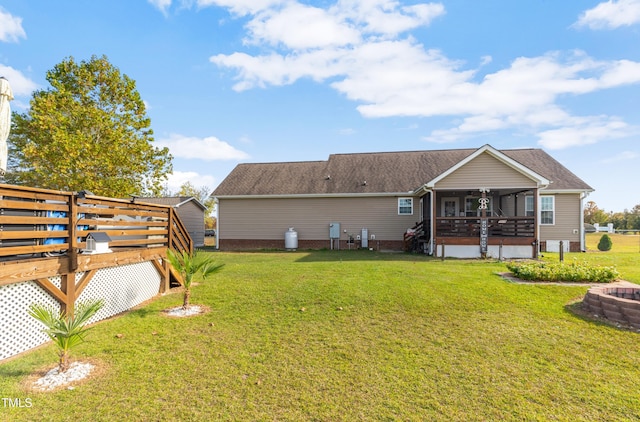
540;196;554;225
398;198;413;215
525;196;534;217
465;196;492;217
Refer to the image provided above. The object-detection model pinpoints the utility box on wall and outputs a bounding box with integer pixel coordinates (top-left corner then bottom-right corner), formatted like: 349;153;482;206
329;222;341;239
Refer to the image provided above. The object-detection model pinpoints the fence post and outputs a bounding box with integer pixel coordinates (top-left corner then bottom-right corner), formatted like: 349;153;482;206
69;193;79;272
559;240;564;262
60;274;75;316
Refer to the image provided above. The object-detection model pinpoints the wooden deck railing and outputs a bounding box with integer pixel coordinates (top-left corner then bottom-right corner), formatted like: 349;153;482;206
435;217;535;238
0;183;192;261
0;183;195;320
404;220;430;253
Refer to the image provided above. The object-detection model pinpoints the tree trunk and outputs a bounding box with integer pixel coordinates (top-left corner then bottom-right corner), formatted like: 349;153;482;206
182;288;191;310
59;351;70;373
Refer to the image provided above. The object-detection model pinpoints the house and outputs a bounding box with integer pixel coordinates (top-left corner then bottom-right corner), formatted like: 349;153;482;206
142;197;207;247
212;145;593;258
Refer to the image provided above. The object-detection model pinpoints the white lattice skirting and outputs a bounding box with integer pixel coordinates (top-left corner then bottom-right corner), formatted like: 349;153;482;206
0;261;161;361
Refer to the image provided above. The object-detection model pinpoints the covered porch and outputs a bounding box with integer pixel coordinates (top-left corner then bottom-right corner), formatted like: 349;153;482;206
407;187;540;259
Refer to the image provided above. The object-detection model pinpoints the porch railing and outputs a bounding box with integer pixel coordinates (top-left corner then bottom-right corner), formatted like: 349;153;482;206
435;217;535;238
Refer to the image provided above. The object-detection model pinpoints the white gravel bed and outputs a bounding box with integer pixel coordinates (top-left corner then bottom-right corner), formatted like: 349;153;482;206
32;362;94;391
164;305;204;317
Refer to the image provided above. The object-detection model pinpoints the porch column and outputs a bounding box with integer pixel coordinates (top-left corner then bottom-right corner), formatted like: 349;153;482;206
533;187;539;258
478;188;490;257
432;190;438;257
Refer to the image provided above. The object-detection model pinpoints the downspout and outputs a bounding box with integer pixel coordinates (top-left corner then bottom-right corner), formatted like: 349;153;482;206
535;181;550;256
214;197;220;250
580;191;590;252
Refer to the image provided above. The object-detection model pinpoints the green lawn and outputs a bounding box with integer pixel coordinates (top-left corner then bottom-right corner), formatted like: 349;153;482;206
540;233;640;282
1;249;639;421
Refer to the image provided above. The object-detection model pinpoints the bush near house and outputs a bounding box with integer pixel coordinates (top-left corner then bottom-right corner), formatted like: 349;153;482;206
506;260;619;283
598;234;613;251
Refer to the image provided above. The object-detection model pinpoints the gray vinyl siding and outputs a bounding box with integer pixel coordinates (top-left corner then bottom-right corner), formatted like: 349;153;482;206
218;196;418;241
436;152;538;189
175;202;205;247
539;193;582;243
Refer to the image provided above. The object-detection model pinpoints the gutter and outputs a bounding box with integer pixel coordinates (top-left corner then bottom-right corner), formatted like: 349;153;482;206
213;191;418;200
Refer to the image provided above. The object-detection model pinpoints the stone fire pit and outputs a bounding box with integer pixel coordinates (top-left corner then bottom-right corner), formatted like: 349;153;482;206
583;281;640;328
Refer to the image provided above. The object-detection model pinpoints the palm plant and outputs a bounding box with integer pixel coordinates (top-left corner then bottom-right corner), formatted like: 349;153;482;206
166;249;224;309
28;299;104;373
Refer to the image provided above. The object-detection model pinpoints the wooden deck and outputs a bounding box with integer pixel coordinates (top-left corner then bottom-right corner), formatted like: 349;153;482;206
404;216;537;255
0;184;193;312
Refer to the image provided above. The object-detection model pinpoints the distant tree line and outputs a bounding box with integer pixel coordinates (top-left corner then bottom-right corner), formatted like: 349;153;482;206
584;201;640;231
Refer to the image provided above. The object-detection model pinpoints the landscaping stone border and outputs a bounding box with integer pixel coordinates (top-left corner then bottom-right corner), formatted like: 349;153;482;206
583;281;640;328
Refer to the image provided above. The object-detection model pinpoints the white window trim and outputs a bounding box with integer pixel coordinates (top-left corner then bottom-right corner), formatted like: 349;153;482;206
441;197;459;217
525;195;534;217
398;197;413;215
540;195;555;225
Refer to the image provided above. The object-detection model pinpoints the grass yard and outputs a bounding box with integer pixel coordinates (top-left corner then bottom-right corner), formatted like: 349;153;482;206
539;233;640;282
1;249;640;421
586;232;640;253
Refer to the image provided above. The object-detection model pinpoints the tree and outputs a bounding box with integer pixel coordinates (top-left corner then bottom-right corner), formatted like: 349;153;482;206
166;249;223;310
165;181;217;229
629;205;640;231
28;299;104;373
7;55;172;197
584;201;609;225
174;182;216;217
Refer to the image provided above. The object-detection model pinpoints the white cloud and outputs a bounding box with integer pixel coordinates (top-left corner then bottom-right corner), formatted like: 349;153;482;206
246;2;361;49
197;0;285;16
0;7;26;43
207;1;640;150
337;0;445;36
156;133;250;160
574;0;640;29
165;170;217;193
602;150;639;163
148;0;172;15
537;118;630;150
0;65;38;97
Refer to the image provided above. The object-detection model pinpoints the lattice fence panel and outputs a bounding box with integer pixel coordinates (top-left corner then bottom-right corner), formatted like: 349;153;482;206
78;261;161;324
0;262;161;361
0;278;61;360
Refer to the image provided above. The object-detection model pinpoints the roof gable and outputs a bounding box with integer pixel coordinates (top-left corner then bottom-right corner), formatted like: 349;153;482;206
425;145;549;189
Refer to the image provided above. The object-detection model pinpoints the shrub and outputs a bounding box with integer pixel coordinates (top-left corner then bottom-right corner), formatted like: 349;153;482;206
166;249;224;309
28;299;104;372
506;260;619;283
597;234;613;251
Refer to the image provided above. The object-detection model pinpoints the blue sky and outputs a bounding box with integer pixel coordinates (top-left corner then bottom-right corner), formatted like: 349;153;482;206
1;0;639;212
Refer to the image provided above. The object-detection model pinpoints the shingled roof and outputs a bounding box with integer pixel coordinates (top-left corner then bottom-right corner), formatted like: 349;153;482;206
213;146;592;196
